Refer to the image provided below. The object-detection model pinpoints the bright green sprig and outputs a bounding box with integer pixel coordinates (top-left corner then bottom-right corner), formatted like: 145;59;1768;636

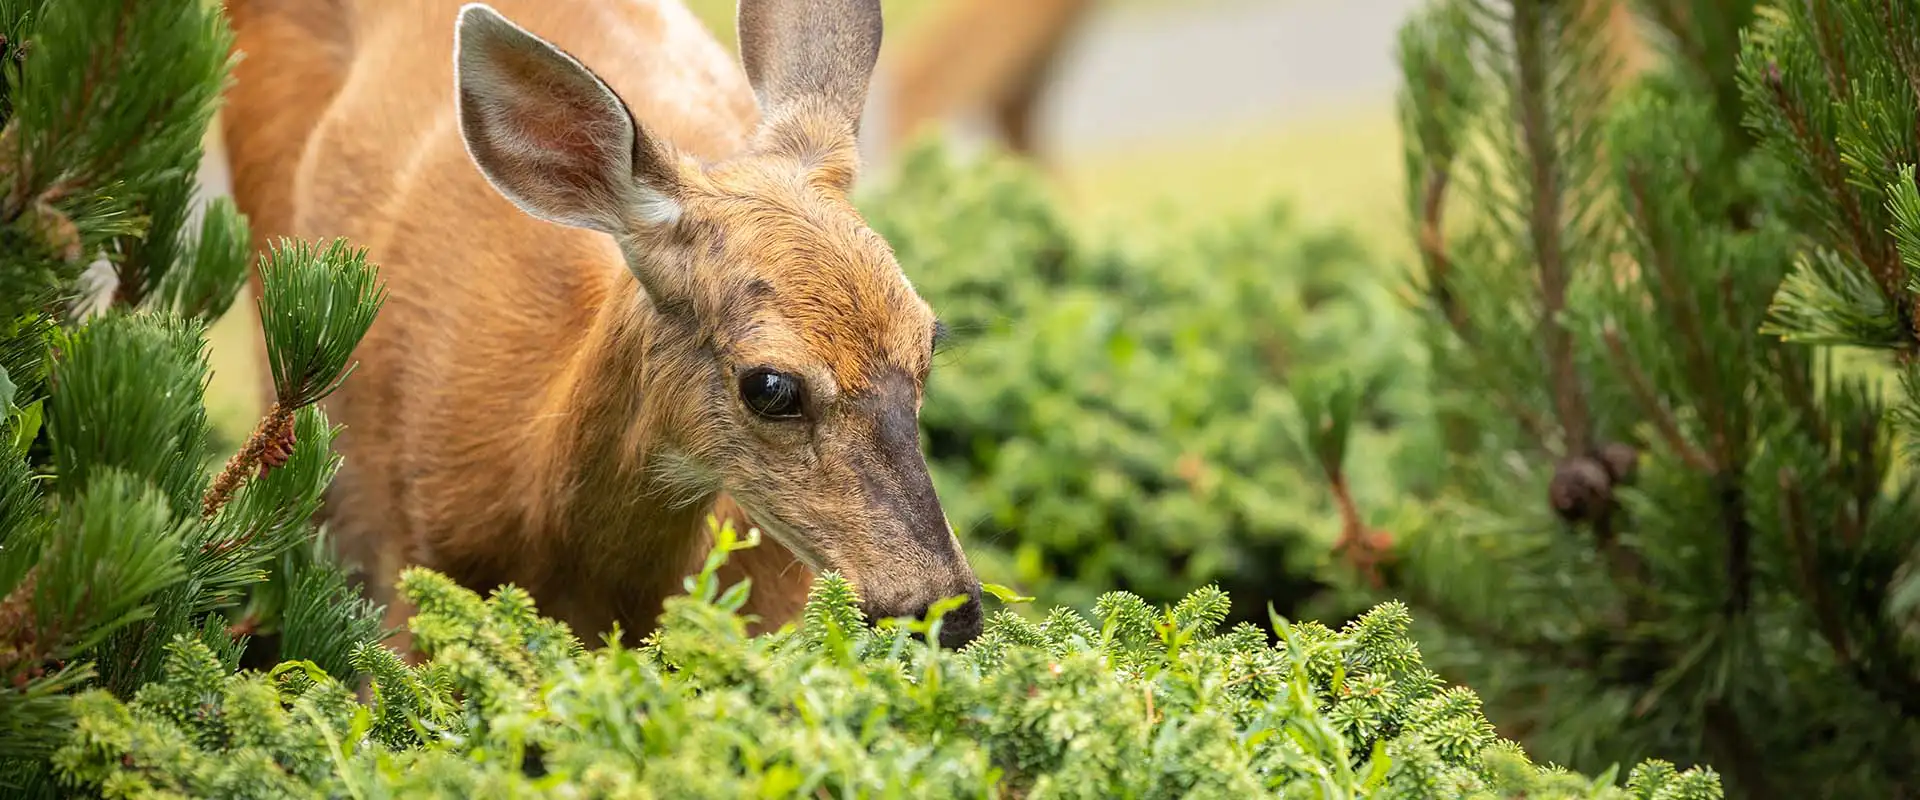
256;237;387;410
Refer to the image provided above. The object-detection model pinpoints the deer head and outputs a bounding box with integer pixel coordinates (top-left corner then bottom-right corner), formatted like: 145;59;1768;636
450;1;983;646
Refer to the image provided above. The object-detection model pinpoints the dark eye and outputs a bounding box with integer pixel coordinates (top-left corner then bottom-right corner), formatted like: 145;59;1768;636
739;368;805;419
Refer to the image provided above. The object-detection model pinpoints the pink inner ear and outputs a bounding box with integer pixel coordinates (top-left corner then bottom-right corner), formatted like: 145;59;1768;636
479;48;625;166
459;26;646;229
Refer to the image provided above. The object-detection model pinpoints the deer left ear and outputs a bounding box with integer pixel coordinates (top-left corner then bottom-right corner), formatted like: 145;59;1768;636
736;0;882;192
453;3;683;233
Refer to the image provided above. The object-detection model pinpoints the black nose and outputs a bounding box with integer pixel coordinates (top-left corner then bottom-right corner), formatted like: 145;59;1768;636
867;591;984;649
930;593;983;649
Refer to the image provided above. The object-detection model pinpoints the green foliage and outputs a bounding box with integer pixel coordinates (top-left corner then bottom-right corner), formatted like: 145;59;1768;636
49;533;1722;799
152;195;253;323
2;0;243;316
256;532;389;684
1738;0;1920;351
45;311;214;518
1736;3;1920;688
255;237;388;409
1377;0;1920;796
0;0;394;794
859;139;1438;624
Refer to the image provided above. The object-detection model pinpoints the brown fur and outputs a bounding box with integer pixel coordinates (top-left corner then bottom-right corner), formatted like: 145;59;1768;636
220;0;981;654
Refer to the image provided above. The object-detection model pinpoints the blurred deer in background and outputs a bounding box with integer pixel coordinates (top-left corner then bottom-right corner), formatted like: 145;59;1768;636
873;0;1641;164
877;0;1093;162
218;0;985;653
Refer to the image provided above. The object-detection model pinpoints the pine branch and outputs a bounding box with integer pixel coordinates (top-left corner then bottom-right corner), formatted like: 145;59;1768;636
1741;1;1920;346
0;658;89;763
1398;2;1481;341
1764;66;1899;299
203;238;384;518
44;311;211;520
3;0;231;226
271;539;388;683
1513;0;1594;460
1287;371;1395;585
1395;0;1558;449
0;418;38;556
1618;167;1735;461
257;237;386;410
108;173;193;309
195;407;342;613
1;469;186;686
1777;466;1920;720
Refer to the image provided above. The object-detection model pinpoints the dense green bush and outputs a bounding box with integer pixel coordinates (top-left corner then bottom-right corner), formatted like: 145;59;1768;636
51;524;1721;799
1356;0;1920;795
862;141;1438;624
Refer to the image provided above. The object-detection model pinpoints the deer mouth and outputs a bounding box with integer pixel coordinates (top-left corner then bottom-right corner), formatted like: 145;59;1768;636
722;494;830;573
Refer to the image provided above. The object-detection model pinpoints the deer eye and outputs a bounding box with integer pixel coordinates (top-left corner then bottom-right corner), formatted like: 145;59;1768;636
739;368;805;419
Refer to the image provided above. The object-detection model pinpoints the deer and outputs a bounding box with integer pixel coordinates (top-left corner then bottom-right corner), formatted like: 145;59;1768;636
877;0;1094;162
216;0;986;654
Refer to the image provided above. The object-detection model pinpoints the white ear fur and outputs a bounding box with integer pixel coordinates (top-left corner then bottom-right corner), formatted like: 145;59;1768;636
452;3;681;234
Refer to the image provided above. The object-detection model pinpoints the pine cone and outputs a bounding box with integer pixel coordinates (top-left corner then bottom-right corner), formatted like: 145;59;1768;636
256;413;297;477
1598;441;1639;486
1550;455;1614;522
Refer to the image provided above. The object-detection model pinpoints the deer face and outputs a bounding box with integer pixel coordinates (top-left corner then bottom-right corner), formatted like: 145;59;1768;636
451;1;983;646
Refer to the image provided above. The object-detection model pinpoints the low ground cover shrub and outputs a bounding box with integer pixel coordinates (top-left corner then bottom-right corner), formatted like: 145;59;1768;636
52;525;1721;799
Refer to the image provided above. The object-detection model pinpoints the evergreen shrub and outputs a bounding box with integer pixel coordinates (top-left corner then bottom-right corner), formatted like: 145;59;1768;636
51;525;1723;799
1310;0;1920;796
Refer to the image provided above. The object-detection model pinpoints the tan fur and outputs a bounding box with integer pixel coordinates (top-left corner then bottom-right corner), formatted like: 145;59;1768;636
220;0;981;654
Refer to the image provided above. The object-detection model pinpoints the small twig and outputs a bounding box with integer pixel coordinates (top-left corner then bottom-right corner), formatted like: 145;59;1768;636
1328;474;1393;588
1414;153;1555;449
1513;0;1594;460
110;235;147;309
1716;474;1752;615
1778;469;1852;663
1622;168;1733;464
1417;166;1472;339
1601;325;1717;471
1703;700;1779;800
201;402;294;519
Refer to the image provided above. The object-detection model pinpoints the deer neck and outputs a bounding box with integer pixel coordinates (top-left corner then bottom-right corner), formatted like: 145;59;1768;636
520;266;719;615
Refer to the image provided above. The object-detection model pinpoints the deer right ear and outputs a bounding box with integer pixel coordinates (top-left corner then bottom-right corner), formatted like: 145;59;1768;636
453;3;682;235
736;0;883;191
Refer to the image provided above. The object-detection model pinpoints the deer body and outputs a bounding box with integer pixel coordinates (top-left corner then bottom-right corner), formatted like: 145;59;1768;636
221;0;983;650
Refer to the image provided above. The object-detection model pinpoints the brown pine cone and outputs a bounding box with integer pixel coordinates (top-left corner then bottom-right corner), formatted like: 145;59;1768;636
1550;455;1614;522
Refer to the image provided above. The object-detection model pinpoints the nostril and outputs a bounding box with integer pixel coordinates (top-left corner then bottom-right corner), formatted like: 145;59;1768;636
865;593;985;650
933;595;983;650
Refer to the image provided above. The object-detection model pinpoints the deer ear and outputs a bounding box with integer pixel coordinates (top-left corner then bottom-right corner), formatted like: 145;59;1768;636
736;0;882;189
453;3;681;234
